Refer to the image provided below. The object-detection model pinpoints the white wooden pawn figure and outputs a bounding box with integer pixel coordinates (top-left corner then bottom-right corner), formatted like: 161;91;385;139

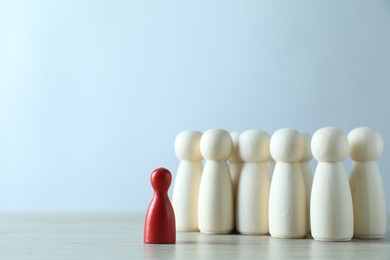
172;130;203;231
236;129;271;235
348;127;387;239
198;128;234;234
301;133;313;234
269;128;307;238
311;127;353;241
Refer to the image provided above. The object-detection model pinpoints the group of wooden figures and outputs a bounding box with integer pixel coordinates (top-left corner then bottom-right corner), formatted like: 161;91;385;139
172;127;387;241
144;127;387;244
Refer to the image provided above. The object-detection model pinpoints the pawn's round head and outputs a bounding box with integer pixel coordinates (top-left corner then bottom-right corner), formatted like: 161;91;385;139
229;132;242;163
270;128;304;162
311;127;349;162
150;167;172;193
238;129;270;162
348;127;383;162
174;130;202;161
200;128;232;160
301;133;313;162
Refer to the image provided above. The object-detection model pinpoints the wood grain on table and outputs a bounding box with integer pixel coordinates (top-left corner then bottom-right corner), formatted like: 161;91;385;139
0;212;388;259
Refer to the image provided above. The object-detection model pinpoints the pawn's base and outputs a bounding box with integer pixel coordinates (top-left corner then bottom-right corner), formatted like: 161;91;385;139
144;239;176;244
200;229;232;235
270;233;306;239
313;236;352;242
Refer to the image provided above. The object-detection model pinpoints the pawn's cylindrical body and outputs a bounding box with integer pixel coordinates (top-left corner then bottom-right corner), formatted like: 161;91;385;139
236;162;270;235
311;162;353;241
349;162;387;238
172;161;202;231
269;162;307;238
198;160;234;234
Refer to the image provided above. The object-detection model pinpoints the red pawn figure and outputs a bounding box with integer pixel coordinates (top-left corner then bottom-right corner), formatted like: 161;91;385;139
144;167;176;244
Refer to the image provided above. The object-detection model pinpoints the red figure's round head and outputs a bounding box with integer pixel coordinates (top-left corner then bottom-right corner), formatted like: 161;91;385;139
150;167;172;193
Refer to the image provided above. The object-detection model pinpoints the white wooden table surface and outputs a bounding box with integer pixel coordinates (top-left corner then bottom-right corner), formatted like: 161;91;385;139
0;212;388;259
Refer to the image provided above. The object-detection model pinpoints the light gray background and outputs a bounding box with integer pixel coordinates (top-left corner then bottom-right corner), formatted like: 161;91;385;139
0;0;389;211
